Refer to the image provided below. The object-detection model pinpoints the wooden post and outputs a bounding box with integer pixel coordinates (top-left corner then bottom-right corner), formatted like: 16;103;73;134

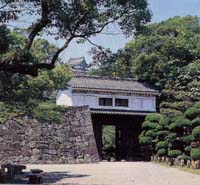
115;124;121;161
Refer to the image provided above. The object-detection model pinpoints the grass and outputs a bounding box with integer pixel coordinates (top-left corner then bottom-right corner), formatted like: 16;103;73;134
152;161;200;175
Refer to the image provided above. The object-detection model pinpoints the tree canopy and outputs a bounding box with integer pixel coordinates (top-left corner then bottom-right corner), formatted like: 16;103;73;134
91;16;200;115
0;0;151;76
0;29;72;123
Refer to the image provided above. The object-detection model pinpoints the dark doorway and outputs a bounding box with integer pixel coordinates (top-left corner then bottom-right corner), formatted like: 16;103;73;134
91;113;145;161
102;125;116;160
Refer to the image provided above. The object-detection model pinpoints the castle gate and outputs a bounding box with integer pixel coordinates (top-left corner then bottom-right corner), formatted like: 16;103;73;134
91;112;145;161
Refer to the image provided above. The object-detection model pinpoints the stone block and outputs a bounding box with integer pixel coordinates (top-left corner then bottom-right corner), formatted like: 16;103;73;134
32;149;40;156
180;159;185;167
187;160;191;168
194;160;200;169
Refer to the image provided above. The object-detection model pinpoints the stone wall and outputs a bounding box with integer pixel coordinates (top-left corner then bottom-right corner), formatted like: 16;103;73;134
0;106;99;164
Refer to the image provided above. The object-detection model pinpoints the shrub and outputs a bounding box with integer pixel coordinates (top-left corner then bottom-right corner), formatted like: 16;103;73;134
157;131;169;138
190;148;200;160
194;102;200;109
184;146;192;152
32;102;67;124
145;130;157;138
139;131;146;138
174;116;191;127
159;117;171;127
191;118;200;128
168;150;182;158
181;135;194;143
155;125;163;131
157;148;167;157
142;121;157;130
169;122;177;130
139;136;152;145
165;133;177;142
145;113;161;122
180;154;191;161
192;126;200;139
185;107;200;120
168;117;190;130
156;141;168;150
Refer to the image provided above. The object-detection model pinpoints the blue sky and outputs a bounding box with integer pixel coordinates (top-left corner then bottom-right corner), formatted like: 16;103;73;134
51;0;200;63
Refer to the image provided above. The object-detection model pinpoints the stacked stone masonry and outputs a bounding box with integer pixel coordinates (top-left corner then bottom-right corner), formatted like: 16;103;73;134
0;106;99;164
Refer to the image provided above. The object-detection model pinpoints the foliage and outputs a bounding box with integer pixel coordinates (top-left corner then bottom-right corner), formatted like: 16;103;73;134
157;148;167;157
140;102;200;160
159;117;171;127
0;30;72;124
31;102;67;124
156;141;168;150
191;118;200;128
146;130;157;138
156;131;169;138
142;121;157;130
168;117;190;130
184;146;192;153
145;113;161;122
192;126;200;140
180;154;191;161
102;126;115;150
0;101;67;124
174;116;191;127
0;0;151;76
185;107;200;120
165;133;177;142
181;135;194;143
92;16;200;115
139;136;152;145
168;150;182;158
191;148;200;160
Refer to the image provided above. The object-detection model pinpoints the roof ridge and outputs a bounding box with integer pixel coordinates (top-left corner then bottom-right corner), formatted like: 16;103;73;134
74;75;140;82
69;57;85;60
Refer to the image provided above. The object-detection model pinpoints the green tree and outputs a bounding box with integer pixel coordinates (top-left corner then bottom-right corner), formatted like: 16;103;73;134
0;30;72;123
92;16;200;115
0;0;151;76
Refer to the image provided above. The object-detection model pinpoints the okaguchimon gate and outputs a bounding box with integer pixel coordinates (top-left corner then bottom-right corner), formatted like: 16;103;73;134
56;75;160;161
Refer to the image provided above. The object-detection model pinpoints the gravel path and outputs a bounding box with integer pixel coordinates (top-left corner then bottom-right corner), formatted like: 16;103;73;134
25;162;200;185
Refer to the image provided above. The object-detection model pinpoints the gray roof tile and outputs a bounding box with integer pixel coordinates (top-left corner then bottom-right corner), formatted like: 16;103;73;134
69;76;159;94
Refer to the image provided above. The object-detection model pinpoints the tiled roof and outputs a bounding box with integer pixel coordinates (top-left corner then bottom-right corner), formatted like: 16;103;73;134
68;57;86;66
90;108;155;115
69;75;160;95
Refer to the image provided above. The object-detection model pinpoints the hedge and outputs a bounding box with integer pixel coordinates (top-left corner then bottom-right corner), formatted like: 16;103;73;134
184;146;192;152
145;130;157;138
181;135;194;143
191;148;200;160
156;141;168;150
157;148;167;157
145;113;161;122
180;154;191;161
191;118;200;128
165;133;177;141
157;131;169;138
159;117;171;127
139;136;152;145
169;122;177;130
142;121;157;130
168;150;182;158
185;107;200;120
192;126;200;139
174;116;191;127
